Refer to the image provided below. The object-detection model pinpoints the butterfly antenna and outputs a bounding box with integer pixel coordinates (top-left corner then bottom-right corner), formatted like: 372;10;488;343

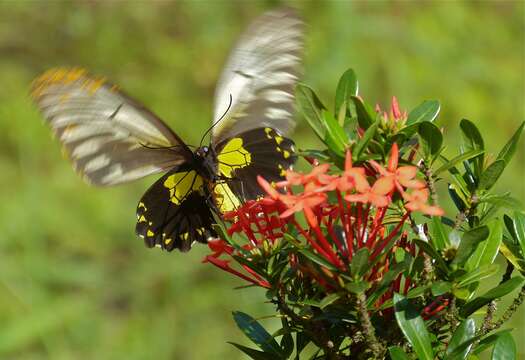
198;94;233;147
139;143;196;150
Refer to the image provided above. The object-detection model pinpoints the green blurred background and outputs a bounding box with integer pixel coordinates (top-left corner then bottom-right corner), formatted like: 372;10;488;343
0;1;523;359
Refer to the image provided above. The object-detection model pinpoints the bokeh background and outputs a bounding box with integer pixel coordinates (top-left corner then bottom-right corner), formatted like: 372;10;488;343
0;1;523;359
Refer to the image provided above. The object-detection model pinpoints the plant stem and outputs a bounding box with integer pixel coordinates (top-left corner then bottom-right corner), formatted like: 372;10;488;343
356;292;384;358
488;284;525;332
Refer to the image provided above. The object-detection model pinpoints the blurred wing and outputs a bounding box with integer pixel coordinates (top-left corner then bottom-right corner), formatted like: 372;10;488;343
211;8;303;144
136;165;216;252
31;68;193;186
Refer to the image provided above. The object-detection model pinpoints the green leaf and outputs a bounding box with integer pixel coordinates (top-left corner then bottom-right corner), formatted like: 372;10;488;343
496;121;524;165
319;293;341;309
480;194;523;213
414;239;448;274
346;281;369;294
296;84;326;141
492;332;517;360
280;321;294;359
460;276;525;317
506;212;525;258
465;220;502;271
350;248;370;278
298;248;339;272
334;68;358;115
446;318;476;360
456;264;500;287
452;226;490;266
435;150;485;175
353;121;378;161
232;311;283;357
394;293;434;360
322;110;348;156
388;346;411;360
431;281;452;296
472;329;513;355
352;96;375;129
429;216;449;250
478;160;506;191
418;121;443;158
229;343;276;360
407;100;440;125
460;119;484;178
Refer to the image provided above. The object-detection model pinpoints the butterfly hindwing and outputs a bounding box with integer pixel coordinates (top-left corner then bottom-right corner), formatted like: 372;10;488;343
136;165;216;252
31;68;193;186
213;127;296;213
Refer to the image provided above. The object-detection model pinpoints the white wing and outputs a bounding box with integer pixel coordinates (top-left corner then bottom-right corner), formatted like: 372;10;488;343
211;8;304;143
31;68;193;186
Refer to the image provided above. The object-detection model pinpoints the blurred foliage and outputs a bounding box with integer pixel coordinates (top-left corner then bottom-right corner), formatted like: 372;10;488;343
0;1;522;359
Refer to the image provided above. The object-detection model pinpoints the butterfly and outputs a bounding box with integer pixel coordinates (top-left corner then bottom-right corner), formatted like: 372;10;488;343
30;8;303;252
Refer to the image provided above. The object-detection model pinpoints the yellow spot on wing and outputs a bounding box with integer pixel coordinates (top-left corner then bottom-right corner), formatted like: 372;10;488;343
163;171;203;205
138;215;146;223
217;138;252;178
283;150;291;159
214;183;240;213
147;230;154;237
275;136;284;145
165;238;173;245
138;202;147;210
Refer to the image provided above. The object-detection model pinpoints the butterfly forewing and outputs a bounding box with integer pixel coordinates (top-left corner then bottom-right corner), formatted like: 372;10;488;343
213;127;296;213
211;8;304;144
31;68;193;186
136;165;216;252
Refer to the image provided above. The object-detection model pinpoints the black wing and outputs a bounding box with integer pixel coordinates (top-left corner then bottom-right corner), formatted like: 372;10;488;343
135;165;216;252
31;68;193;186
213;127;296;213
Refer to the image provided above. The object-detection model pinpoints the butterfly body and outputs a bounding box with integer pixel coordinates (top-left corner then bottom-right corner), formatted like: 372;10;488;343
31;8;303;252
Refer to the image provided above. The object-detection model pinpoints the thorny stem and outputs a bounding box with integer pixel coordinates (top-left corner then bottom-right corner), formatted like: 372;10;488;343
478;261;515;338
356;291;384;358
487;284;525;333
453;193;479;231
420;161;439;205
446;296;459;333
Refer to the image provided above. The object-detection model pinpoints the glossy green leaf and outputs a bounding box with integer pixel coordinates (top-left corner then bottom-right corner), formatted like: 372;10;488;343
352;96;375;129
346;281;369;294
480;194;523;213
414;239;448;274
496;121;524;165
298;248;338;272
232;311;283;357
460;119;484;177
431;281;452;296
460;276;524;317
465;220;502;271
472;329;513;355
492;332;516;360
322;110;348;156
435;150;485;175
394;293;434;360
319;293;341;309
429;216;449;250
296;84;326;141
350;248;370;278
446;318;476;360
478;160;506;191
505;212;525;258
456;264;499;287
388;346;411;360
452;226;489;266
334;68;358;115
418;121;443;157
229;343;276;360
353;121;378;161
407;100;440;125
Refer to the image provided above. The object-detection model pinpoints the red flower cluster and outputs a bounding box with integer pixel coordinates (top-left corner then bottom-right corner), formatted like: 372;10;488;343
204;144;444;303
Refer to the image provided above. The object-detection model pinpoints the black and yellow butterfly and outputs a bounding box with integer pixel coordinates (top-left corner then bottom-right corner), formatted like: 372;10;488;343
31;9;303;252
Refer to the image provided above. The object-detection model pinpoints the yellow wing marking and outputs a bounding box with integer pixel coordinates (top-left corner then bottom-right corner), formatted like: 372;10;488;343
31;67;107;98
217;138;252;178
163;170;203;205
214;183;240;213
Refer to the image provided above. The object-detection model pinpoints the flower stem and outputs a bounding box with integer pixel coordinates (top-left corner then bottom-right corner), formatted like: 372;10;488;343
356;291;384;358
